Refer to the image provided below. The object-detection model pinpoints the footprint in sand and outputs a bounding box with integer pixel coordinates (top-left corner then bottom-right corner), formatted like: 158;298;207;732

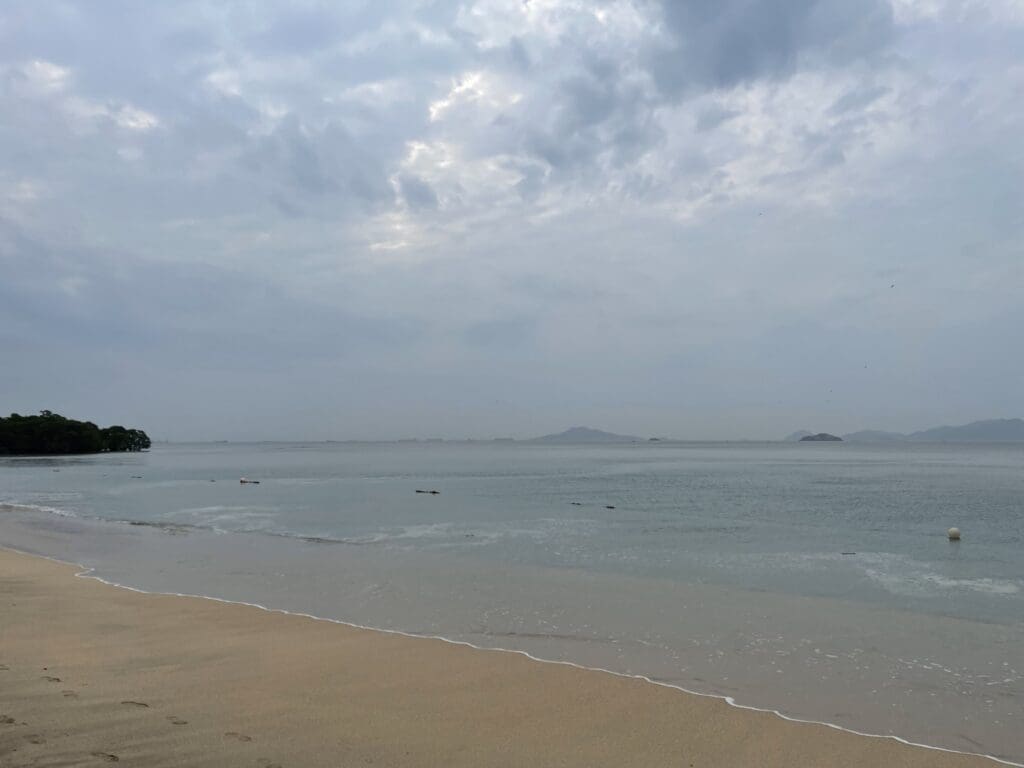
0;663;9;670
1;714;16;725
41;675;62;683
225;731;254;742
121;701;149;708
26;734;46;744
256;760;283;768
91;752;120;762
167;716;188;726
62;691;79;699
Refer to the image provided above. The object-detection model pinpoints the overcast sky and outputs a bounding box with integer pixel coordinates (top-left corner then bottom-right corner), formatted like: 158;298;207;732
1;1;1022;440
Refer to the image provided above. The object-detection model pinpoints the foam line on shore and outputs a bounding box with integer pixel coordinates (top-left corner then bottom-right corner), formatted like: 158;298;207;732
4;544;1021;768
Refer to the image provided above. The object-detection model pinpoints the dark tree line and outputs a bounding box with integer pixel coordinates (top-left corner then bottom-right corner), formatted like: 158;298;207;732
0;411;151;455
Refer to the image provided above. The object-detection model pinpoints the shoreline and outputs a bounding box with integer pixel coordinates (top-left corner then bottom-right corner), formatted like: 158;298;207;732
1;546;1015;767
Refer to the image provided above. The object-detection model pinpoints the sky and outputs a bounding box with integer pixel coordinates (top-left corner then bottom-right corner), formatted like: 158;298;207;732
1;0;1022;441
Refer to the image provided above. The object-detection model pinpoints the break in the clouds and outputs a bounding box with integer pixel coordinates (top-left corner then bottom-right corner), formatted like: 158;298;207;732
1;0;1022;440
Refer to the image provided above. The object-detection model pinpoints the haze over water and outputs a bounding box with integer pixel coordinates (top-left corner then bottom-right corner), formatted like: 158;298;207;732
2;441;1022;763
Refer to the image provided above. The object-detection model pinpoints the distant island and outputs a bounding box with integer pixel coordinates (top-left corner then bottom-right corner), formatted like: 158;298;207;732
529;426;641;444
800;433;842;442
0;411;151;456
784;418;1024;443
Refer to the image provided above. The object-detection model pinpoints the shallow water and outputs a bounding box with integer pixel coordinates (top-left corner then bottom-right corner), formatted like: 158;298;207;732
1;441;1022;762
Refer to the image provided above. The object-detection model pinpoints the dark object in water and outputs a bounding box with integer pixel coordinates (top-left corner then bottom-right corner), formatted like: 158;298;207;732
240;478;260;485
415;489;441;495
605;505;616;509
841;552;857;556
570;502;583;506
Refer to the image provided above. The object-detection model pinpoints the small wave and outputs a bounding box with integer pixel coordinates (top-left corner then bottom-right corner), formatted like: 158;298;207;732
371;520;566;547
0;502;79;518
694;551;1022;599
261;530;382;546
123;520;195;535
864;567;1021;597
164;505;280;532
920;575;1020;596
173;505;276;516
856;553;1022;597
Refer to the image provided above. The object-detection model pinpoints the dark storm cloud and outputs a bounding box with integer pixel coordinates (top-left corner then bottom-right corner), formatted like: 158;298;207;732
244;117;396;213
649;0;895;95
398;174;439;210
521;57;662;176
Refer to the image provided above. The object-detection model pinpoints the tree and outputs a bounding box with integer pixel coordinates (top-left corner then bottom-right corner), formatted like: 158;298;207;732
0;412;151;456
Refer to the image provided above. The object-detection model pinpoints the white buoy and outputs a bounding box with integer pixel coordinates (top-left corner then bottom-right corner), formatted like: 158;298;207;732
948;527;961;541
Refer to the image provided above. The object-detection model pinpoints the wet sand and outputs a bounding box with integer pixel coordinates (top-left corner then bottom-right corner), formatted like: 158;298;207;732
0;547;1003;767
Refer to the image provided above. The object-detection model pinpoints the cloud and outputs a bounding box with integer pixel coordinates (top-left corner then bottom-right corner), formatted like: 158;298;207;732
247;6;346;55
3;59;160;133
649;0;895;95
0;0;1022;438
397;173;439;210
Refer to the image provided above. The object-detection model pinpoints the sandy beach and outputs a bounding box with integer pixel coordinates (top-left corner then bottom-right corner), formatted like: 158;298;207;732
0;547;1002;768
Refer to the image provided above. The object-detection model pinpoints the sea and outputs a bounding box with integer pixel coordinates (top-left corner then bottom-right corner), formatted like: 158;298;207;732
1;441;1022;763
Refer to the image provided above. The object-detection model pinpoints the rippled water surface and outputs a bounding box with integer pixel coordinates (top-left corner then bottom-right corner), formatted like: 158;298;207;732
2;441;1022;762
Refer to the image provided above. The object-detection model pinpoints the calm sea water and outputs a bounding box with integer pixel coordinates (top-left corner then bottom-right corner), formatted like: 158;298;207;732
2;441;1022;762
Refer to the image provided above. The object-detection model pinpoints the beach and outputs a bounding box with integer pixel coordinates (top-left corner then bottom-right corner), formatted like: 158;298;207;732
0;547;1003;768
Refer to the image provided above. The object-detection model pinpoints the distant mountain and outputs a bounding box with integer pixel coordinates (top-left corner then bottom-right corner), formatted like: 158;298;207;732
908;418;1024;443
529;426;641;444
842;430;907;443
786;418;1024;444
800;433;842;442
783;430;813;442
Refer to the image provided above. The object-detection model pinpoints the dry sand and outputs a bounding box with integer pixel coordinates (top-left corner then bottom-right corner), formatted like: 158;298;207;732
0;547;1001;767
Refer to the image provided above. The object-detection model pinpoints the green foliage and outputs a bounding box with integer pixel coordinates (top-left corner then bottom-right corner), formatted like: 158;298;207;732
99;425;151;452
0;411;151;456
